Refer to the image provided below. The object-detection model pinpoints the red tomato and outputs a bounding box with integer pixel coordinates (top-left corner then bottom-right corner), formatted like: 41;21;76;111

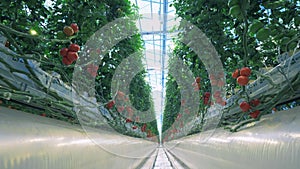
66;51;78;62
62;56;72;65
60;48;69;57
204;98;210;105
250;99;260;107
239;101;251;112
249;110;260;118
195;77;201;83
106;100;115;109
69;44;80;52
126;118;132;123
232;69;239;79
237;76;249;86
240;67;251;77
141;124;147;132
213;91;221;98
209;74;216;80
132;126;137;130
117;91;125;97
70;23;79;33
204;92;211;98
86;64;99;77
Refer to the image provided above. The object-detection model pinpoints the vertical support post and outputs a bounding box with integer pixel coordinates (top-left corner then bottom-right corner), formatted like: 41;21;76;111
160;0;168;145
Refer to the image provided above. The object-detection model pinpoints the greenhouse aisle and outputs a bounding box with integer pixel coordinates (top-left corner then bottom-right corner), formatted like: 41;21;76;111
0;0;300;169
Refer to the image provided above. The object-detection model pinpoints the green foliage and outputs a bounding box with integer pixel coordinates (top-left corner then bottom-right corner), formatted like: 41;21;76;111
0;0;158;138
163;0;300;136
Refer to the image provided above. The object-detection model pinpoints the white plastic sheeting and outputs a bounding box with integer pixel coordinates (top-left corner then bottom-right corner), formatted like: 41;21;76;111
165;106;300;169
1;105;300;169
0;106;158;169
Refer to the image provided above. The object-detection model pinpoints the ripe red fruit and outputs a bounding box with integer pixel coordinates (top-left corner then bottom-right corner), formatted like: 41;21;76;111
86;64;99;77
62;56;72;65
237;76;249;86
204;98;210;105
60;48;69;57
195;77;201;83
240;67;251;76
213;91;221;98
106;100;115;109
70;23;79;33
69;44;80;52
209;74;216;80
132;126;137;130
66;51;78;62
126;118;132;123
117;91;125;96
249;110;260;118
141;124;147;132
204;92;211;97
63;26;74;36
240;101;251;112
232;69;239;79
250;99;260;107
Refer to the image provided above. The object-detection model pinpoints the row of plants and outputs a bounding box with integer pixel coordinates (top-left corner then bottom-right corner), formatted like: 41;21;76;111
162;0;300;140
0;0;158;138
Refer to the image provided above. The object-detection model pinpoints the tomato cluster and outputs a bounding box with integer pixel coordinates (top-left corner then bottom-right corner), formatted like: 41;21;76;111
60;23;80;65
213;91;226;106
232;67;251;86
60;44;80;65
239;98;261;118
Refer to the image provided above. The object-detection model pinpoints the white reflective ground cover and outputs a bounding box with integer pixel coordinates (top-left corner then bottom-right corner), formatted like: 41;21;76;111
0;106;157;169
165;106;300;169
1;106;300;169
